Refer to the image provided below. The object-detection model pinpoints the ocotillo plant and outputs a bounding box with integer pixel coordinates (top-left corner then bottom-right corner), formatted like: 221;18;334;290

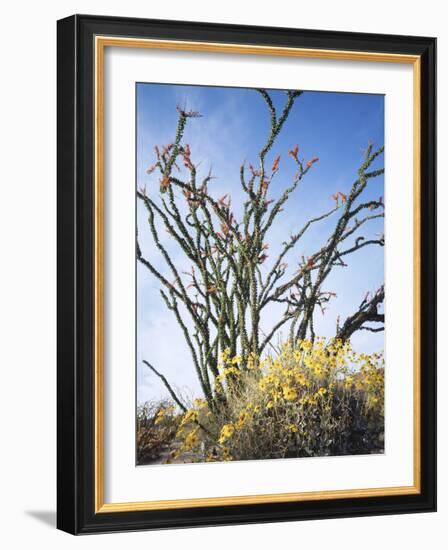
137;89;385;413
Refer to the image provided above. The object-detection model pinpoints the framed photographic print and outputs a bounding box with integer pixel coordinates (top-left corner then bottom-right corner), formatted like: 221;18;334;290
57;14;436;534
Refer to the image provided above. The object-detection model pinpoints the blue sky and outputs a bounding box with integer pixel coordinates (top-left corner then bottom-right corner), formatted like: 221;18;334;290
136;83;384;404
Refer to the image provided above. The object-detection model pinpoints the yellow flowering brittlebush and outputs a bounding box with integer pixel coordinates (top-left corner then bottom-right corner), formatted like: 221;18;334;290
169;338;384;463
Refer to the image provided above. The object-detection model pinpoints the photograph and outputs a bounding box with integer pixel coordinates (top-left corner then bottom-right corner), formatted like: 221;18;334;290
136;83;386;466
53;11;436;536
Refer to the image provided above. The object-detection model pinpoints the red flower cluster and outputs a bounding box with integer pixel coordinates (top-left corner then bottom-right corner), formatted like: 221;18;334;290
182;144;194;170
160;176;171;191
288;144;299;160
306;156;319;169
331;191;347;204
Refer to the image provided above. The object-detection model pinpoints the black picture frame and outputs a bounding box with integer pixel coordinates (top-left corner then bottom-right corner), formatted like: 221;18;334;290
57;14;436;534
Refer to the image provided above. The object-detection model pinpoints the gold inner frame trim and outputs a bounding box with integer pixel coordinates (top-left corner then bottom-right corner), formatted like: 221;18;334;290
94;35;422;513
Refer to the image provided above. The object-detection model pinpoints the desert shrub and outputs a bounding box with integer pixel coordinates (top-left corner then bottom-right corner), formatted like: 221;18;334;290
136;400;180;464
171;338;384;463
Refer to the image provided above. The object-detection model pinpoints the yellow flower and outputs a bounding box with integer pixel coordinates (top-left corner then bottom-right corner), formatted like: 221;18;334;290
184;429;199;448
222;447;232;461
220;348;231;363
282;386;297;401
180;408;198;427
299;339;312;352
236;411;249;429
266;400;274;409
247;352;258;370
193;398;207;409
219;424;235;443
288;424;298;433
224;366;241;377
316;387;327;397
273;359;282;371
154;409;165;425
274;390;283;402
